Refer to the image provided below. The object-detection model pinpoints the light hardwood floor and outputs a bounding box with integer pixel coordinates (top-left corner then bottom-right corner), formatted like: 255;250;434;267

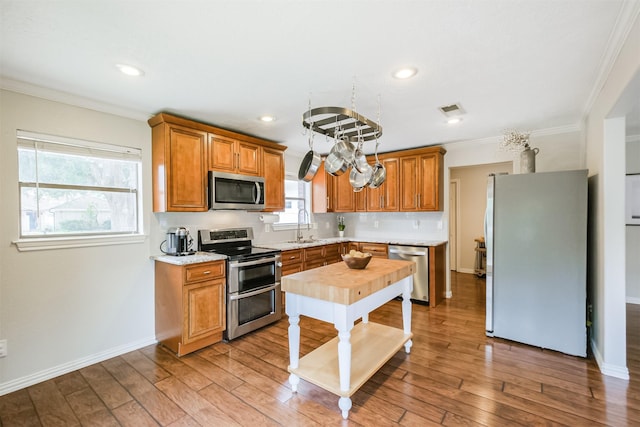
1;272;639;426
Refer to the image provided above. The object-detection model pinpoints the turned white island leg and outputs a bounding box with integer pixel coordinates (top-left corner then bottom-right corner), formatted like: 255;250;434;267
286;295;301;392
402;276;413;354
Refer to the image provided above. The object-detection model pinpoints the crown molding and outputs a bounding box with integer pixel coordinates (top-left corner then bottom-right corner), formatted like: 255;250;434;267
582;0;640;119
443;123;582;151
0;77;152;122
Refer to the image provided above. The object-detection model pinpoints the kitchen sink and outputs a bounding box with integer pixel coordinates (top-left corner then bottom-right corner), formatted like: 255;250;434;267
286;239;319;244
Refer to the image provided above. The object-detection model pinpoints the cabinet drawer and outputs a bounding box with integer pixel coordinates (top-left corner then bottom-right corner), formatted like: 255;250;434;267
282;249;303;263
304;246;325;261
359;243;388;258
185;261;225;284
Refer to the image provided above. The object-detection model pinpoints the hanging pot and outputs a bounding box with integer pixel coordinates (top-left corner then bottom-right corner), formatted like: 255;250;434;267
298;150;321;181
368;139;386;188
349;163;373;192
325;136;355;176
298;129;321;181
369;162;386;188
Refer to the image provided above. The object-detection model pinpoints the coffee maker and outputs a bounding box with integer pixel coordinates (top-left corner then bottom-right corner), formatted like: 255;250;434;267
164;227;194;256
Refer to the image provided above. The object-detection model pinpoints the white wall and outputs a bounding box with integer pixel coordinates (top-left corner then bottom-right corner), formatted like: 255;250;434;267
450;162;512;273
0;90;155;394
627;139;640;302
585;13;640;379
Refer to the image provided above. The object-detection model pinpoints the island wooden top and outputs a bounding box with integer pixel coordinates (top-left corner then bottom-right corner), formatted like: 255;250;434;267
281;258;416;305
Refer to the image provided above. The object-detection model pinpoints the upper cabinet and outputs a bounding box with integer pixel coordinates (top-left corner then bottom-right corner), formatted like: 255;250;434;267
151;122;208;212
208;134;261;176
312;162;334;213
262;147;285;212
149;113;286;213
400;147;446;211
312;145;445;213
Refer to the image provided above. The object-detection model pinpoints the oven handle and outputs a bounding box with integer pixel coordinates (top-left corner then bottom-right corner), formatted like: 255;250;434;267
229;256;280;268
228;283;279;301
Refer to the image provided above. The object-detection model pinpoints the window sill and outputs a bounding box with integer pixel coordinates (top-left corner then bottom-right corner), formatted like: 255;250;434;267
13;234;147;252
271;223;316;232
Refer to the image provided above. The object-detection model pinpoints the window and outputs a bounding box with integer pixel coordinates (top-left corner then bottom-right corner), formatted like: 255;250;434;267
277;177;310;225
17;130;142;239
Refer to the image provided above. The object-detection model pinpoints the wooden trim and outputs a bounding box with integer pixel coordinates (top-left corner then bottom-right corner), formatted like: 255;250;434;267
429;243;447;307
148;112;286;151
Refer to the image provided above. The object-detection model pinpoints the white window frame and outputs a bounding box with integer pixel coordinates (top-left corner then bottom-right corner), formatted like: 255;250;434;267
13;130;145;251
272;175;313;231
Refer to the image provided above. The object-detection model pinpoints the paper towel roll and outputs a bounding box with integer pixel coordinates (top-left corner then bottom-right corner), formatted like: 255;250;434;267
259;214;279;224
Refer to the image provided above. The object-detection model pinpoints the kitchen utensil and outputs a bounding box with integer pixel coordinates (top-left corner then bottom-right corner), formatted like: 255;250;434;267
369;138;386;188
325;136;355;176
298;129;321;181
349;138;373;191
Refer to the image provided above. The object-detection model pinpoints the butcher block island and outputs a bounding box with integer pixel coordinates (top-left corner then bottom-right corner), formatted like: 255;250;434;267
282;258;416;419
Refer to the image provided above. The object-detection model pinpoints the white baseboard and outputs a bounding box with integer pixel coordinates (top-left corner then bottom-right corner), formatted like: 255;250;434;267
457;267;475;274
0;336;157;396
626;296;640;304
590;337;630;380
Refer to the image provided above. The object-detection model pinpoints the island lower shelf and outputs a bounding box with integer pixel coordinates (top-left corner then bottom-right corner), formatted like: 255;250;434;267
288;321;413;397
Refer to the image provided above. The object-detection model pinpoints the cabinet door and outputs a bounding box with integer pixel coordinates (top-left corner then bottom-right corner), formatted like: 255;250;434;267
334;171;355;212
400;155;419;211
208;134;236;172
262;148;285;211
324;243;342;264
183;279;225;344
236;141;261;176
382;157;399;211
312;162;334;213
418;153;441;211
167;126;208;211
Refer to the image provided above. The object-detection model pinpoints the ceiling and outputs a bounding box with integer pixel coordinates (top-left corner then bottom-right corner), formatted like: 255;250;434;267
1;1;638;156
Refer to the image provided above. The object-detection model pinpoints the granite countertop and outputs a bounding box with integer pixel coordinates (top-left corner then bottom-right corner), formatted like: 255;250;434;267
152;252;227;265
153;238;447;265
255;237;447;251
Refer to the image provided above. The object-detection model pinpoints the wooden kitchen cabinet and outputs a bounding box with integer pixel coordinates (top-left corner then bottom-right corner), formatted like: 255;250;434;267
155;260;226;356
334;171;355;212
208;134;261;176
149;113;287;213
352;242;388;258
150;122;208;212
312;162;335;213
366;155;399;212
262;147;285;211
281;249;304;276
399;146;446;211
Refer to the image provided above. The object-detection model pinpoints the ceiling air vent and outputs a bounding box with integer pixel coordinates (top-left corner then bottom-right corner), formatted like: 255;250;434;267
438;103;465;117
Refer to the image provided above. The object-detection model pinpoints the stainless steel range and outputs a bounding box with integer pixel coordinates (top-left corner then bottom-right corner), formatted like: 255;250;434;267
198;228;282;341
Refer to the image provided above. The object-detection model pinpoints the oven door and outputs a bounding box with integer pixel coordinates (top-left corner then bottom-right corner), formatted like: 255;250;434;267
227;255;281;294
226;283;282;340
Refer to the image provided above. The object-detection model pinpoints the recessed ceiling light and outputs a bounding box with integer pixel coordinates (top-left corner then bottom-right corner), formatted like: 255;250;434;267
116;64;144;77
447;118;462;124
259;115;276;123
392;67;418;79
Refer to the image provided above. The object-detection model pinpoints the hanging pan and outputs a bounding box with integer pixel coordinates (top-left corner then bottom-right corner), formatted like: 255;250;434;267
325;135;355;176
298;129;321;181
368;136;386;188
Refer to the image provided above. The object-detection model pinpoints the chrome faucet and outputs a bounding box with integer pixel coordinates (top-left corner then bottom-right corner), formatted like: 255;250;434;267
297;208;310;242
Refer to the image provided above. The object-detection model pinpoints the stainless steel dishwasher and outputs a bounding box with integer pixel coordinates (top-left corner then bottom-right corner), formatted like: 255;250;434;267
388;245;429;304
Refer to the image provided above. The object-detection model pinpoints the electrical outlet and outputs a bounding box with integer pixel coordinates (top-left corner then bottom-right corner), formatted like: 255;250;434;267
373;221;379;229
0;339;7;358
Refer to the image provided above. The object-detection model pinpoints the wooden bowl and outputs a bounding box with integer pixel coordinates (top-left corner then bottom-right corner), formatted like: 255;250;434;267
341;253;372;269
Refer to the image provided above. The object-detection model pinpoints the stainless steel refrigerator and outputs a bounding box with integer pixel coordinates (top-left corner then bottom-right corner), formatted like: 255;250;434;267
485;170;587;357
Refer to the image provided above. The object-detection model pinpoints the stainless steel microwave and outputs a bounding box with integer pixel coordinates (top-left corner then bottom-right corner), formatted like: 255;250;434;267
208;171;265;210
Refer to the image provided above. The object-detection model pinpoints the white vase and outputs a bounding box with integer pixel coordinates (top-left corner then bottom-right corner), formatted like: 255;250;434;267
338;230;344;238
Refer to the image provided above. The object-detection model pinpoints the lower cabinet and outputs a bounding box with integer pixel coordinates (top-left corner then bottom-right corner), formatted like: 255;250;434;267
281;249;304;276
155;260;226;356
351;242;389;258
